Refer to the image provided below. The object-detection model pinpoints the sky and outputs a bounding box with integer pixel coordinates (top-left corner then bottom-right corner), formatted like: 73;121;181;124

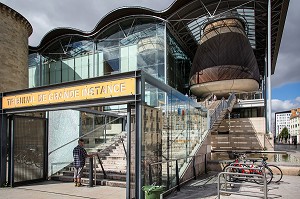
1;0;300;120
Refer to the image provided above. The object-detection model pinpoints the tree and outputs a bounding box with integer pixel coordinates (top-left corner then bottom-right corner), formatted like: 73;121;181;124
279;127;289;143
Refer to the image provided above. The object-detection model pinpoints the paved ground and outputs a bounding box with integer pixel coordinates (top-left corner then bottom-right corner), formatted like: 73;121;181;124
166;172;300;199
1;144;299;199
2;173;299;199
0;181;126;199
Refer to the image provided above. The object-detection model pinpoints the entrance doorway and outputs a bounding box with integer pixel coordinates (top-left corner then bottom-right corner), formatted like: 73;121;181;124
9;115;47;186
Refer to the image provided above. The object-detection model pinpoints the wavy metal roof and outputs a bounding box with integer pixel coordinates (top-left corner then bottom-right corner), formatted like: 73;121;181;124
29;0;289;74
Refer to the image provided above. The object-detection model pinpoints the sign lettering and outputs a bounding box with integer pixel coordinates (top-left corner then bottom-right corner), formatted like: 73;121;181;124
2;78;135;109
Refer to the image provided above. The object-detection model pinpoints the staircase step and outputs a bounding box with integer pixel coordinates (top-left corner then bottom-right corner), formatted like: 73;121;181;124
61;170;126;181
52;175;127;188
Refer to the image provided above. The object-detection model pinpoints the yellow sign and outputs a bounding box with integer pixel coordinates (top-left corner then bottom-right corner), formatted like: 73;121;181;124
2;78;136;109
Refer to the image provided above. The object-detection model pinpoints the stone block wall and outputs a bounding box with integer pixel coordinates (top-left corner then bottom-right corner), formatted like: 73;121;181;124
0;3;32;92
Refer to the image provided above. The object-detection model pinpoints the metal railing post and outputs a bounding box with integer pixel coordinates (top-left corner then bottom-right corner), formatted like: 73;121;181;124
96;154;107;179
121;137;127;159
149;164;153;185
224;172;228;192
166;161;170;189
263;165;267;199
176;160;180;191
217;173;221;199
94;156;97;186
89;157;94;187
193;156;196;180
205;154;207;174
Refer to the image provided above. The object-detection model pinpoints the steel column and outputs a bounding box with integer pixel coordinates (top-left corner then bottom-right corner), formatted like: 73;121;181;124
267;0;272;135
0;96;7;186
89;157;94;187
126;104;131;199
135;73;144;199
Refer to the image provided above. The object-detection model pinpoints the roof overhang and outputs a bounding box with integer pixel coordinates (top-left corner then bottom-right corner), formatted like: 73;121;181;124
29;0;289;75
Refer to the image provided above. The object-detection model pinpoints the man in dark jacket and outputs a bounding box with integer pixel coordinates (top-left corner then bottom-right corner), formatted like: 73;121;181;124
73;138;93;187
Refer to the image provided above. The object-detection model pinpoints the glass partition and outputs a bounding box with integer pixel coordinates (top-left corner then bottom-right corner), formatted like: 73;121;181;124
80;109;125;151
28;53;41;88
48;110;80;177
141;81;207;188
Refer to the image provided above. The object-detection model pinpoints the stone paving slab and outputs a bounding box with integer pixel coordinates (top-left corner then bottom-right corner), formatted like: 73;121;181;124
1;173;300;199
0;181;126;199
166;172;300;199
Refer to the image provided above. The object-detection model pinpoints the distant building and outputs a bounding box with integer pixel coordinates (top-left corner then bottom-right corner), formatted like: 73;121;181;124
275;110;291;140
290;108;300;144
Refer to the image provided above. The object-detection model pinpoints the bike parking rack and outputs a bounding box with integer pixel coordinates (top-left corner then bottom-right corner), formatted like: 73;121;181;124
218;165;268;199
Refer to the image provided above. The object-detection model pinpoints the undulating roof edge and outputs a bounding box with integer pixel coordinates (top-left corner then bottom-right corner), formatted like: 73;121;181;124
28;6;166;52
27;0;290;75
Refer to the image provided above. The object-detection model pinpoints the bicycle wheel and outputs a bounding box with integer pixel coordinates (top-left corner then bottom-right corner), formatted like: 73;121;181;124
254;166;273;184
267;165;283;183
223;164;239;182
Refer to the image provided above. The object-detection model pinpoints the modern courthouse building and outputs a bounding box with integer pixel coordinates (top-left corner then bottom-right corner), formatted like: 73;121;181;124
0;1;289;198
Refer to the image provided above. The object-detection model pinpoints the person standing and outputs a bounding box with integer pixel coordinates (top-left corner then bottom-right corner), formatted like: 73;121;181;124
73;138;93;187
213;94;217;101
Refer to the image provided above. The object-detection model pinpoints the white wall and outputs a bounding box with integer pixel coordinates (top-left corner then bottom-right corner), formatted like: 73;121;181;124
48;110;80;177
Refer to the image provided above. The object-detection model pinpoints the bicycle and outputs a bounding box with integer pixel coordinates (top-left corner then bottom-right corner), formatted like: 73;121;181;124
223;153;273;184
252;156;283;183
14;146;43;168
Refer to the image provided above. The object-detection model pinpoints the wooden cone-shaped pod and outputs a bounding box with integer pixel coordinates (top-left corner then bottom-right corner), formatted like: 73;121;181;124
189;18;259;97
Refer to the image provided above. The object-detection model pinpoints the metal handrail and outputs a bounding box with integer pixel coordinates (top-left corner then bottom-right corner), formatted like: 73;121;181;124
89;128;133;184
48;115;125;155
95;129;133;156
93;128;134;179
209;93;236;129
148;154;207;191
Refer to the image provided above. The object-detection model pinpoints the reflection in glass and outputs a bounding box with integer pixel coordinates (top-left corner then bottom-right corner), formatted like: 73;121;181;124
142;82;207;188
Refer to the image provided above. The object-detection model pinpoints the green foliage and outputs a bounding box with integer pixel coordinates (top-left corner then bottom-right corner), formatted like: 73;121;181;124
279;127;289;140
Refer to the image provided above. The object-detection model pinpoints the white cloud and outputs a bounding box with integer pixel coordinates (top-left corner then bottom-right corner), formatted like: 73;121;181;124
1;0;174;46
271;98;300;123
272;99;299;113
272;0;300;88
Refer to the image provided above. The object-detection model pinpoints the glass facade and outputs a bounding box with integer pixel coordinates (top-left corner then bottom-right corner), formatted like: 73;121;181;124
28;17;191;95
26;16;200;197
166;32;191;94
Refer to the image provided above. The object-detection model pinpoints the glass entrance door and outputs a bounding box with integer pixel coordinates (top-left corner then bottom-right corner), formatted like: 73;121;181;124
9;115;47;186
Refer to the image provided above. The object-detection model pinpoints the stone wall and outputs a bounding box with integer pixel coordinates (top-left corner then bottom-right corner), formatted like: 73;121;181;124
0;3;32;92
